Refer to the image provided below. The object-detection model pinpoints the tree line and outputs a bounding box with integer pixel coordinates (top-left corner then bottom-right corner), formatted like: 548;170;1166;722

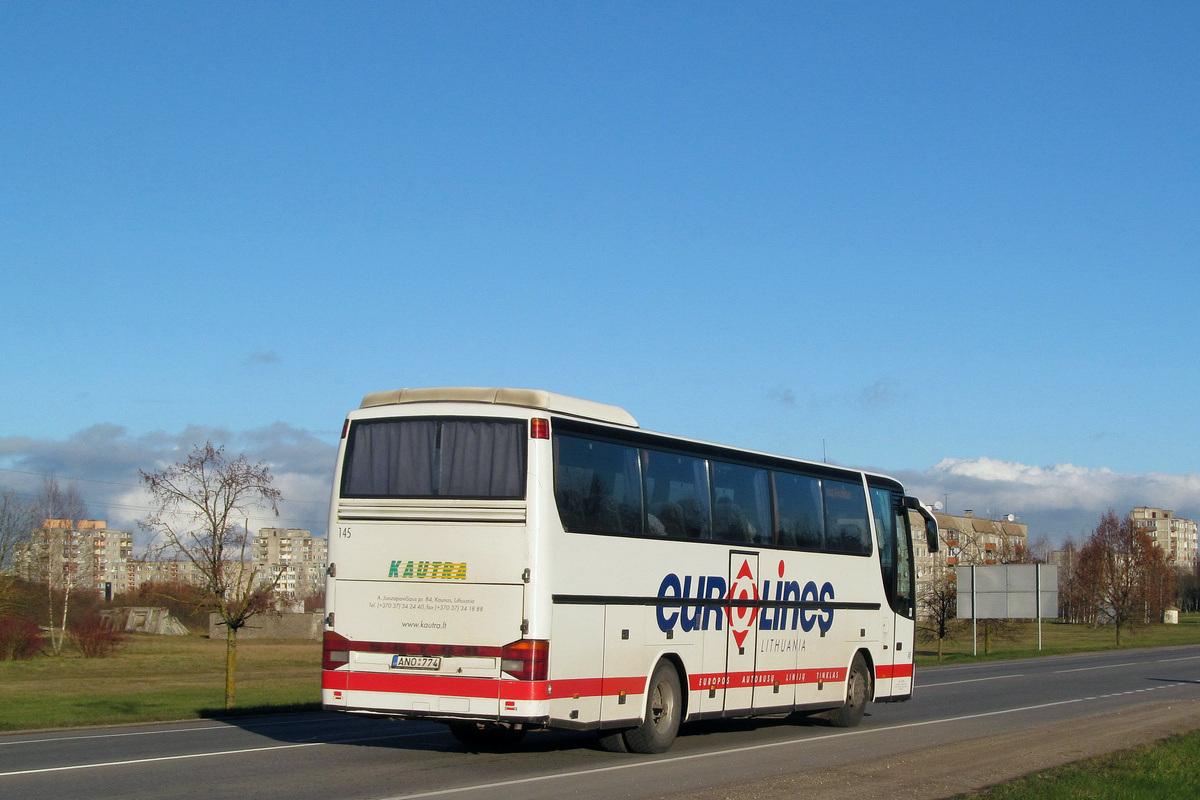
920;508;1181;655
1056;509;1176;644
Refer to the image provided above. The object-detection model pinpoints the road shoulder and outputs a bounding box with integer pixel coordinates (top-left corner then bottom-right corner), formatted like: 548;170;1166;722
657;698;1200;800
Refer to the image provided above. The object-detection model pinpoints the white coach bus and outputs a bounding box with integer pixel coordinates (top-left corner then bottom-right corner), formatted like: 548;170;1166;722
322;388;938;753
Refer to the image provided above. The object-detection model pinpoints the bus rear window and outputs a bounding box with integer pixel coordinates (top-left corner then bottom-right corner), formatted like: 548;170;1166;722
341;418;527;499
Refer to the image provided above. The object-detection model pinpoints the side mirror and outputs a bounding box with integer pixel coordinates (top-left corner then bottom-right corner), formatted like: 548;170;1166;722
903;496;939;553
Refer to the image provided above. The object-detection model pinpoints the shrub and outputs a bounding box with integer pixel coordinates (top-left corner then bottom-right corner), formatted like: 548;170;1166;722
68;616;125;658
0;616;44;660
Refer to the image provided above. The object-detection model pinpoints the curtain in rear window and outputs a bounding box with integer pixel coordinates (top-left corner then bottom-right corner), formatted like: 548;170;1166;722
341;418;526;499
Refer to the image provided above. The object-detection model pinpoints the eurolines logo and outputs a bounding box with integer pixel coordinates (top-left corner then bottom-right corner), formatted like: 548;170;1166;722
656;558;835;647
387;560;468;580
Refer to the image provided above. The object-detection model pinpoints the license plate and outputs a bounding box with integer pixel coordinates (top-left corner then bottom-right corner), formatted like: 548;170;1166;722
391;655;441;670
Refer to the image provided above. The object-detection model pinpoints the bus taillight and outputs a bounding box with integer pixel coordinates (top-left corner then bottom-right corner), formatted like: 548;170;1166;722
530;418;550;440
500;639;549;681
323;631;351;670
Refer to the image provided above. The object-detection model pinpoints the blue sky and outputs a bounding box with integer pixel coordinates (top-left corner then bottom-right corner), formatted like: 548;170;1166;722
2;3;1198;544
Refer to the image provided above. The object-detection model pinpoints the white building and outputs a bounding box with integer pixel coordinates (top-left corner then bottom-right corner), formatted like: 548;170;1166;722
1131;507;1198;568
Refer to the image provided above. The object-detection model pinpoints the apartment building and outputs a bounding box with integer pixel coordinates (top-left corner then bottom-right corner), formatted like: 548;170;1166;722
16;519;134;598
1131;507;1198;568
252;528;328;597
912;510;1029;609
16;519;328;600
132;529;328;598
126;558;207;590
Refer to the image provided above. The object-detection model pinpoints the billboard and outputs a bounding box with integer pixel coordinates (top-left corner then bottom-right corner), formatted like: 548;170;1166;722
956;564;1058;619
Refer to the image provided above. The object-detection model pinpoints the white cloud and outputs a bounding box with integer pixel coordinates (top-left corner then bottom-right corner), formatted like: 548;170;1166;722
0;424;337;550
5;427;1198;551
892;458;1200;543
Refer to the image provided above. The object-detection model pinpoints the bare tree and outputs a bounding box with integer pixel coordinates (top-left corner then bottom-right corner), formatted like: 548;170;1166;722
31;475;90;655
917;572;962;660
942;514;1025;653
1077;509;1171;645
1176;561;1200;614
1024;534;1054;565
140;442;282;708
0;488;36;574
0;488;37;615
1141;539;1175;624
1055;537;1095;624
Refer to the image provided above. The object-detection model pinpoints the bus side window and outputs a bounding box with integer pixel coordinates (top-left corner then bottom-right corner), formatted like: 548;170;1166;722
712;462;771;545
553;435;643;536
644;450;710;540
774;472;824;550
823;479;871;555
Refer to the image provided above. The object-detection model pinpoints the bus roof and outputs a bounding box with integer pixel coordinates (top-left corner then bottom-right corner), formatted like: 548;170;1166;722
359;387;640;428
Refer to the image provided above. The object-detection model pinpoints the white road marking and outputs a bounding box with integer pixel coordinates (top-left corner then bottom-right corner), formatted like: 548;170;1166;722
2;679;1194;787
383;681;1196;799
920;673;1021;687
0;716;331;747
1054;662;1139;674
0;730;436;778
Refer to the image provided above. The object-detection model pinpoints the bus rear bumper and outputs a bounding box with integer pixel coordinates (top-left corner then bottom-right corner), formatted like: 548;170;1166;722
321;678;550;723
326;703;553;729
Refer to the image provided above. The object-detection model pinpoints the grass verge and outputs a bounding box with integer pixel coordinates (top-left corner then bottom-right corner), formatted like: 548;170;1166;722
0;634;320;731
917;614;1200;666
4;616;1200;732
958;729;1200;799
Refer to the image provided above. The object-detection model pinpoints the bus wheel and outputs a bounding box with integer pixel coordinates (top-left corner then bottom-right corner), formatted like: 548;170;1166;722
827;653;870;728
448;722;526;751
622;661;682;754
597;729;630;753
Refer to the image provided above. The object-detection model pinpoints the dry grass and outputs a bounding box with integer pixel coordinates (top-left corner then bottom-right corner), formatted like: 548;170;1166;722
917;615;1200;664
0;634;320;730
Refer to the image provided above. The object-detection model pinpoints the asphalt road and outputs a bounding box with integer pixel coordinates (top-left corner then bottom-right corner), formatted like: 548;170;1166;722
4;645;1200;800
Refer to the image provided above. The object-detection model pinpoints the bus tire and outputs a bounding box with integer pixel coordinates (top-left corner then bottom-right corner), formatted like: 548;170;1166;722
448;722;526;751
597;729;630;753
827;653;870;728
622;660;682;754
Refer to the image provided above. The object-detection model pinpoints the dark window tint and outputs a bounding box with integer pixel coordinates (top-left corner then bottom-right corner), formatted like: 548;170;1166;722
870;485;916;617
644;451;711;539
554;435;643;535
870;486;897;605
341;418;526;499
823;479;871;555
894;506;915;617
712;462;771;545
775;472;825;549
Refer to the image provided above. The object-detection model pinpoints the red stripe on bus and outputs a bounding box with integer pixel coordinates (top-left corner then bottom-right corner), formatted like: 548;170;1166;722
874;663;914;680
689;667;847;690
323;665;860;701
322;670;349;692
323;671;647;700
